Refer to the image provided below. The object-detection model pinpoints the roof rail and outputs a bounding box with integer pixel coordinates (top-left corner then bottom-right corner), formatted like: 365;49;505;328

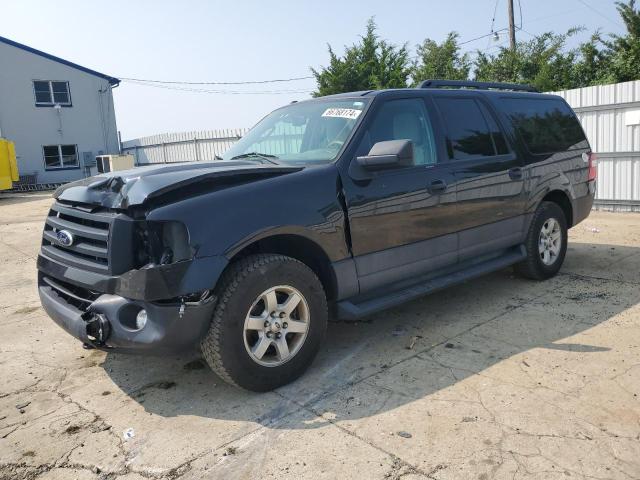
419;79;538;93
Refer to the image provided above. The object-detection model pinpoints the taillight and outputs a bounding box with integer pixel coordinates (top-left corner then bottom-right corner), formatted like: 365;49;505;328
587;152;597;182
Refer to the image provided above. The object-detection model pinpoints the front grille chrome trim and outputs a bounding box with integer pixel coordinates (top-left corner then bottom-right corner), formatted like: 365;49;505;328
42;202;116;274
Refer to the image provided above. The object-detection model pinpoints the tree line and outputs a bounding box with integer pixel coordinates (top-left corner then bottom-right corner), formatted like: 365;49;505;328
312;0;640;96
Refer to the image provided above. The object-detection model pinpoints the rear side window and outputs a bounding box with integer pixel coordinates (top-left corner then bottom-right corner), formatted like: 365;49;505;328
501;98;588;154
434;97;508;160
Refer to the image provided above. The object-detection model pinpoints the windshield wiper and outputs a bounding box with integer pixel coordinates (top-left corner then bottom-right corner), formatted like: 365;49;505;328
230;152;280;165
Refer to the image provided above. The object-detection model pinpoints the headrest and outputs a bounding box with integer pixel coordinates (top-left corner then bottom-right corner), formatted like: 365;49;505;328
393;113;423;145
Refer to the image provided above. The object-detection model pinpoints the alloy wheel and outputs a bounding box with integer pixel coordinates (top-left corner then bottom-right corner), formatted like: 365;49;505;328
243;285;310;367
538;217;562;266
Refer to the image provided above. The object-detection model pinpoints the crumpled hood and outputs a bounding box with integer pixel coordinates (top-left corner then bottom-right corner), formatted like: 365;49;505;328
54;160;302;209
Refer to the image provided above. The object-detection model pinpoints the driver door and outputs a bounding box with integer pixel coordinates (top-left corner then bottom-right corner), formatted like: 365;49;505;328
341;96;458;294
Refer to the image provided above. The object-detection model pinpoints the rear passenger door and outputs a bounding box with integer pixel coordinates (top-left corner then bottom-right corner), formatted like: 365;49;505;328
433;94;526;261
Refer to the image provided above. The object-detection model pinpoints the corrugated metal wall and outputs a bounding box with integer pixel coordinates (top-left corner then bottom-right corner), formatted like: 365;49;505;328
121;129;248;164
121;124;307;164
122;80;640;211
552;80;640;211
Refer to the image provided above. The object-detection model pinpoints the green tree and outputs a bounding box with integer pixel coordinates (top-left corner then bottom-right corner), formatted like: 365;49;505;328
474;29;580;91
311;19;410;97
571;32;614;86
411;32;471;85
604;0;640;82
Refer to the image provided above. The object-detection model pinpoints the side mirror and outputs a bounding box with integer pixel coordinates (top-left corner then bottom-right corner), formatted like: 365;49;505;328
356;139;414;170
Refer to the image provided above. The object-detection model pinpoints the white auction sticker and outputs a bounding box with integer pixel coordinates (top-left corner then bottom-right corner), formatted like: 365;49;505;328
322;108;362;120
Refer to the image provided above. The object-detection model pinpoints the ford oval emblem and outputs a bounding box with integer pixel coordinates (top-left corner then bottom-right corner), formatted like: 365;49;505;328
56;230;74;247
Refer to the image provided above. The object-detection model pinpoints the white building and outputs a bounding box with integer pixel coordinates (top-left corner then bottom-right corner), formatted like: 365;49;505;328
0;36;119;185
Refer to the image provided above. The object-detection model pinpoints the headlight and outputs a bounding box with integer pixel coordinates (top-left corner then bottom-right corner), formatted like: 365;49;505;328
136;220;192;267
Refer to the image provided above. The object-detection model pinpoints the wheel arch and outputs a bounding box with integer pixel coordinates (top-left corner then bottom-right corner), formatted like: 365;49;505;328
225;233;338;302
541;189;574;227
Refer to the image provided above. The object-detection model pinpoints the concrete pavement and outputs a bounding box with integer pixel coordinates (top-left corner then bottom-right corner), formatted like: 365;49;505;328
1;192;639;479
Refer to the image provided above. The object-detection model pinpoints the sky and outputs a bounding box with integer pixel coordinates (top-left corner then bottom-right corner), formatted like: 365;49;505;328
1;0;628;140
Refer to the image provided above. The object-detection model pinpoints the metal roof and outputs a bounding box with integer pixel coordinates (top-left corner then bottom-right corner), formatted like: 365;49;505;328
0;35;120;86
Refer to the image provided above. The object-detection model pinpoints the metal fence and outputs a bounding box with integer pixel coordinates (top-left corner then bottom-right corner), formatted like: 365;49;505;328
121;129;248;165
552;80;640;211
122;80;640;211
121;124;309;164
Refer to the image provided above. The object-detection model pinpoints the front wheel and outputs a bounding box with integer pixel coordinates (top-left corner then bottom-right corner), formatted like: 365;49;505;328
201;254;327;391
515;201;568;280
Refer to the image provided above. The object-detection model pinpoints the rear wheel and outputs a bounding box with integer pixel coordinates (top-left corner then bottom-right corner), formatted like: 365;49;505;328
515;201;568;280
201;254;327;391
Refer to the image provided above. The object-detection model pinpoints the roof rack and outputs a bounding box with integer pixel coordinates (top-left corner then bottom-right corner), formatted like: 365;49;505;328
419;79;538;93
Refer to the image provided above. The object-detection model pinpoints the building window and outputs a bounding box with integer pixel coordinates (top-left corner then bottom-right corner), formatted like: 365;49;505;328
43;145;79;169
33;80;71;106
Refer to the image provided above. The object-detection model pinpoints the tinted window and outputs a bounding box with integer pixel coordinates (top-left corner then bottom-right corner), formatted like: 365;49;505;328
501;98;587;154
435;97;499;160
478;102;509;155
358;98;437;166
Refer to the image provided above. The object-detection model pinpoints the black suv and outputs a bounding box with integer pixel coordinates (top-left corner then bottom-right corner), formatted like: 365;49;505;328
38;80;596;391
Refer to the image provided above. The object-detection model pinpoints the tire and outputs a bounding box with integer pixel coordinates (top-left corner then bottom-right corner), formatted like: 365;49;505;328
515;201;568;280
201;254;327;391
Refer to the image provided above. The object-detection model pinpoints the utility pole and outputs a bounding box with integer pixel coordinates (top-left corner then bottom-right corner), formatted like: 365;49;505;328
508;0;517;50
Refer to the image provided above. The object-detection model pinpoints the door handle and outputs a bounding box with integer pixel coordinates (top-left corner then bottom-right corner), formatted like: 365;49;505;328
429;179;447;193
508;167;523;180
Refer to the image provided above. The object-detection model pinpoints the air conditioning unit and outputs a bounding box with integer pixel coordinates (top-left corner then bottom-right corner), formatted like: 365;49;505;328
96;154;135;174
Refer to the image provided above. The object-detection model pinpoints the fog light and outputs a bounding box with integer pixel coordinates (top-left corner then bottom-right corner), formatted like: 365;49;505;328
135;309;148;330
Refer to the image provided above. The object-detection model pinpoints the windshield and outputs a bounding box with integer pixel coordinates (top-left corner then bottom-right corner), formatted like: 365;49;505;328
223;98;369;164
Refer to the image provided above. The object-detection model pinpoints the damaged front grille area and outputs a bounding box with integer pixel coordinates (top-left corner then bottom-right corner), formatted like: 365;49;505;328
41;275;101;311
42;202;115;273
41;201;137;275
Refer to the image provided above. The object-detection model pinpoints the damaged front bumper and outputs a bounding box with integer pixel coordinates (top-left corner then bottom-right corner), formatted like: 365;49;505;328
37;254;226;354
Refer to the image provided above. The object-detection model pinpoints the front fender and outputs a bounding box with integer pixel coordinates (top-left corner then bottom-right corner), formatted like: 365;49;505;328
146;164;349;263
224;224;341;260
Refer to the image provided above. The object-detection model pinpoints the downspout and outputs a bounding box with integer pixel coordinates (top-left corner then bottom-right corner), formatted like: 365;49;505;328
98;84;108;152
102;82;119;153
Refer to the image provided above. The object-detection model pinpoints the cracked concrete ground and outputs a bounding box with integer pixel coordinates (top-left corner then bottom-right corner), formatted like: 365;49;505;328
1;192;639;480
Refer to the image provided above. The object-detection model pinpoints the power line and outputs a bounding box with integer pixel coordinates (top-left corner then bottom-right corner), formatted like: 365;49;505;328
517;0;523;29
490;0;501;34
575;0;624;28
522;9;576;26
122;79;312;95
486;0;501;50
517;26;536;37
118;75;314;86
459;27;508;46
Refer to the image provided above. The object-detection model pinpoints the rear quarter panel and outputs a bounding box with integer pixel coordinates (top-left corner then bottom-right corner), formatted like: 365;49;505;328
488;93;593;225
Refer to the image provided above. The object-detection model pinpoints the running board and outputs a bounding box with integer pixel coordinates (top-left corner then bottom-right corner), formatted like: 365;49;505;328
336;246;526;320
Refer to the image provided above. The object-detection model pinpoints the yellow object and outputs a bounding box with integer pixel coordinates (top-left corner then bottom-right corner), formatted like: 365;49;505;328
0;138;19;191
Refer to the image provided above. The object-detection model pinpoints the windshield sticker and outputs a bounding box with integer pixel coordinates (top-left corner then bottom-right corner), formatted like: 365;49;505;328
322;108;362;120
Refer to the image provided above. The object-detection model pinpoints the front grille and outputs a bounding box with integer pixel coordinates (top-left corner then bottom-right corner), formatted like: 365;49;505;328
42;202;116;273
